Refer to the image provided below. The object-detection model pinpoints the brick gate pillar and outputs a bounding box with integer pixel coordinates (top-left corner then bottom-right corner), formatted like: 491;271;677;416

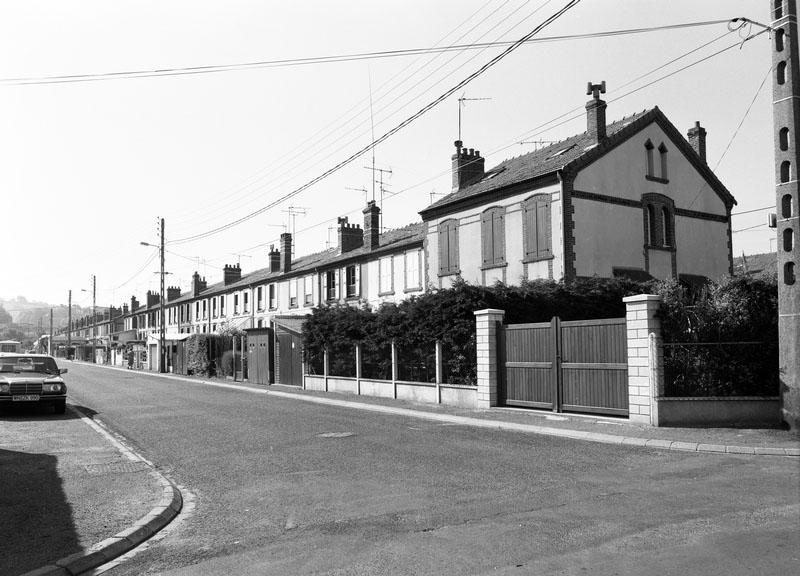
474;309;505;409
623;294;663;425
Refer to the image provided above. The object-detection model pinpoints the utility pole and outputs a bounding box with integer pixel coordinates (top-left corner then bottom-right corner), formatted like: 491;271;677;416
49;308;53;356
160;217;166;374
67;290;72;359
772;2;800;430
92;275;96;364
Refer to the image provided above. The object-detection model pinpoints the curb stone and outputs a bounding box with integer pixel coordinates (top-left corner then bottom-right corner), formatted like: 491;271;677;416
19;410;183;576
70;360;800;459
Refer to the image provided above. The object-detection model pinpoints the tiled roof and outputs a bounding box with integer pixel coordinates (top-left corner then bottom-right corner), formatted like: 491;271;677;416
138;222;426;309
420;107;734;217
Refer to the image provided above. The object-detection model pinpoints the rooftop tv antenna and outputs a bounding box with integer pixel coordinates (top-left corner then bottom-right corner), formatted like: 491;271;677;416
458;92;491;141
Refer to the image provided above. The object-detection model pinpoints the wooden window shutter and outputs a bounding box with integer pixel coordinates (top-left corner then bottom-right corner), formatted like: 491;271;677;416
438;223;449;273
536;200;550;257
481;211;491;265
322;272;328;301
493;210;504;263
448;221;459;273
355;264;361;297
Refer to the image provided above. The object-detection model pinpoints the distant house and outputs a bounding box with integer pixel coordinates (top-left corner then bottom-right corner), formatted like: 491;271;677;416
419;82;736;288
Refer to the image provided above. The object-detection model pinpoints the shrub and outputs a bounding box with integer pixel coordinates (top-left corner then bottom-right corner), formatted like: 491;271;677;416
658;274;779;397
185;334;211;377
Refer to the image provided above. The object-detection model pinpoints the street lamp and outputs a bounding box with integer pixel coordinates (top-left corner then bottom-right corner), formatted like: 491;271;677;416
80;275;96;363
140;217;166;373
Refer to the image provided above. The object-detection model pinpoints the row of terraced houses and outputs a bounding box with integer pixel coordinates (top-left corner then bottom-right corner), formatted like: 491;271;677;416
59;83;737;386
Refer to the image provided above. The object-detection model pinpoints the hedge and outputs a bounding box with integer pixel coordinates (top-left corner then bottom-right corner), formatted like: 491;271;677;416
302;277;651;385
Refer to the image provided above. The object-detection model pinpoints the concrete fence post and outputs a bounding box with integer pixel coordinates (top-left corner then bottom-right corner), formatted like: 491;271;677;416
323;347;329;392
355;343;362;396
622;294;663;425
474;308;505;409
435;340;443;404
391;339;398;399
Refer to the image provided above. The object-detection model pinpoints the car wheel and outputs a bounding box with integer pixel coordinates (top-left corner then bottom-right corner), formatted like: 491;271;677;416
54;400;66;415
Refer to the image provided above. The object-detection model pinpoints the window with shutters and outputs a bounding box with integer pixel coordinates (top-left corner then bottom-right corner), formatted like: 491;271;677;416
438;219;460;276
257;286;264;311
304;275;313;305
219;296;225;316
404;249;421;291
325;270;338;301
379;256;393;294
523;194;552;262
233;294;239;315
481;207;505;268
268;284;277;310
345;265;359;298
290;279;298;308
243;291;249;313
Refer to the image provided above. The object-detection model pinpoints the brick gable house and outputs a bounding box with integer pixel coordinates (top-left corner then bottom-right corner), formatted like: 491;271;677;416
419;82;736;288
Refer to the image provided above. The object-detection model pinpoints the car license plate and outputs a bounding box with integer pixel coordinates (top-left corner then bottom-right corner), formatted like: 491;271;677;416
12;395;40;401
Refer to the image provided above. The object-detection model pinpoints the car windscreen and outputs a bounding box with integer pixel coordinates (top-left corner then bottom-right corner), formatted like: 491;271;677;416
0;357;60;374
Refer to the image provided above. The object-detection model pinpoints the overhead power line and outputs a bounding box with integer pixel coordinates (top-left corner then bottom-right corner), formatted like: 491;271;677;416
1;18;734;86
196;18;771;262
168;0;584;245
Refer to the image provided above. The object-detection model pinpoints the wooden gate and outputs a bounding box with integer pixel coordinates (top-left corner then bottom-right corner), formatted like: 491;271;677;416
500;317;628;416
245;328;274;385
276;326;303;387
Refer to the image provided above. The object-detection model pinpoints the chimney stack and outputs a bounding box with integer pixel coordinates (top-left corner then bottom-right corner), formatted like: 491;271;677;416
268;245;281;273
191;271;207;297
451;140;485;190
167;286;181;301
223;264;242;285
585;81;607;142
130;296;139;312
687;121;707;162
146;290;160;308
337;216;364;253
123;304;129;315
363;201;381;250
280;233;292;273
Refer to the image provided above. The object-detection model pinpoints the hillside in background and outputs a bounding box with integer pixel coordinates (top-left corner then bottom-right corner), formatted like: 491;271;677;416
0;296;93;338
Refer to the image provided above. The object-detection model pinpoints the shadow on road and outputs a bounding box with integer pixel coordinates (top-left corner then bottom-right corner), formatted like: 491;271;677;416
0;448;82;576
0;403;82;421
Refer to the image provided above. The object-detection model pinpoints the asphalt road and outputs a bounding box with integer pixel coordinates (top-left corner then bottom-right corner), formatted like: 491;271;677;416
65;363;800;576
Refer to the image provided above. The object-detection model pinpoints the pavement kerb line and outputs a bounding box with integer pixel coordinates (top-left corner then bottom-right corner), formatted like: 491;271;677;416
19;406;184;576
71;361;799;458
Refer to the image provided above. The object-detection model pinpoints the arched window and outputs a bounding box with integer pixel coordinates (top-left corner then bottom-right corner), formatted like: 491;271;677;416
783;193;794;218
780;127;789;151
778;61;787;85
781;160;791;183
658;143;668;180
645;140;654;177
777;28;785;52
785;228;794;252
643;194;675;250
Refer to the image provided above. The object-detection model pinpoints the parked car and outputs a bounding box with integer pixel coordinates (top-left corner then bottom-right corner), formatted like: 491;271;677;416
0;353;68;414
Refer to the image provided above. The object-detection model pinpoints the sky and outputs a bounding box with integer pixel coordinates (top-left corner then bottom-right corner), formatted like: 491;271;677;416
0;0;775;308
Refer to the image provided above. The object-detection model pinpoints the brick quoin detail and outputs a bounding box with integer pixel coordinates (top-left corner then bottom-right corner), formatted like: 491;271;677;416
623;294;663;425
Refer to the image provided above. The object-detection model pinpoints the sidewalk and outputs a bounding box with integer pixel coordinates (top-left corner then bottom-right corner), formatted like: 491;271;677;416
0;403;181;576
85;361;800;457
